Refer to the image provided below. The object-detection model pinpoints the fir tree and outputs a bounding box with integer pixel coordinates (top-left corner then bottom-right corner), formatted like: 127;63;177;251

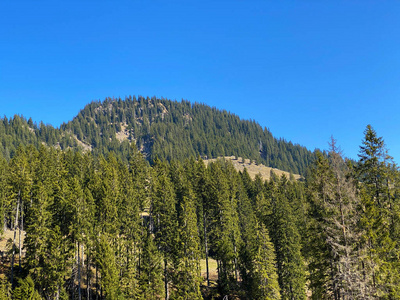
8;146;33;285
0;152;8;235
138;228;163;299
12;276;41;300
0;277;11;300
356;125;400;297
191;157;213;287
252;222;281;300
151;159;178;300
169;161;202;300
271;175;306;300
208;160;241;295
24;180;53;295
307;145;368;299
96;234;122;300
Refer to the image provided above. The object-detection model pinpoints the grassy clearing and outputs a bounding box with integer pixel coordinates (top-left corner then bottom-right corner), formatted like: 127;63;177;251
203;156;301;181
0;229;25;254
200;258;218;283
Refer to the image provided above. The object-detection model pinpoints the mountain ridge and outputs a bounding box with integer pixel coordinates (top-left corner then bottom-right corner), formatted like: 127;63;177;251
0;96;318;174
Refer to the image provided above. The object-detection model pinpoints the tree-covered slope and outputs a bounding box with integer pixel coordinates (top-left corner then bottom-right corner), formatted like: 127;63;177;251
0;114;85;160
1;96;317;174
0;125;399;299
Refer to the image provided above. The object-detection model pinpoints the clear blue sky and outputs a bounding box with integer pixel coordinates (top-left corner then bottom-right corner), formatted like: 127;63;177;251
1;1;399;162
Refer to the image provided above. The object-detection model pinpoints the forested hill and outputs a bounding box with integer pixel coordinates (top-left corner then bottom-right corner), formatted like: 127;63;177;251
0;96;317;174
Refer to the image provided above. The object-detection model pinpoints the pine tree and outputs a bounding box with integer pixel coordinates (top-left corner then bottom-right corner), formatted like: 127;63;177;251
68;175;90;300
151;159;178;300
8;146;33;285
23;147;73;299
119;152;142;299
24;180;53;294
207;160;241;295
190;157;213;287
271;175;306;299
169;161;202;300
356;125;400;297
0;152;8;235
128;143;150;211
96;234;122;299
307;144;369;299
138;227;163;300
13;276;41;300
96;154;120;235
0;277;11;300
45;225;70;299
252;222;281;300
237;175;280;300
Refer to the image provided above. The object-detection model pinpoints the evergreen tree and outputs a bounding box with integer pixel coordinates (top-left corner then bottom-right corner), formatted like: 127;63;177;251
68;175;91;300
138;228;163;300
307;146;368;299
96;234;122;299
0;277;11;300
128;143;150;211
0;153;8;235
356;125;400;297
96;154;120;235
151;159;178;300
237;174;280;300
118;147;143;299
8;146;33;285
190;157;213;287
271;175;306;299
12;276;41;300
207;160;241;295
169;161;202;300
24;180;53;294
252;222;281;300
44;226;70;299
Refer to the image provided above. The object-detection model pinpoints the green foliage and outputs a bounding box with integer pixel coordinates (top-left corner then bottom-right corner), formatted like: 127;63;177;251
306;148;367;298
0;124;399;299
169;161;202;300
0;153;7;236
270;176;306;300
96;234;123;299
237;176;280;299
0;277;11;300
13;276;41;300
138;229;163;299
208;160;241;294
356;125;400;297
252;222;281;300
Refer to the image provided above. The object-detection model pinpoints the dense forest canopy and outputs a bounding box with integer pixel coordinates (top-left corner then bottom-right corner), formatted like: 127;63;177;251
0;96;317;175
0;123;399;299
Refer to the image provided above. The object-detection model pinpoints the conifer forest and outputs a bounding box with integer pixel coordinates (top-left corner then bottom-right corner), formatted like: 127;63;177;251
0;98;400;299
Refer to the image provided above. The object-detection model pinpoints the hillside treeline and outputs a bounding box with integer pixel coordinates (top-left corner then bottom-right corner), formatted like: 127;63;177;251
0;125;399;299
0;96;317;174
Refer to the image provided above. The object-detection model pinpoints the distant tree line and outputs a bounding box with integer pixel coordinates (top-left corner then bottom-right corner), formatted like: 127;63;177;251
0;124;399;299
0;96;318;175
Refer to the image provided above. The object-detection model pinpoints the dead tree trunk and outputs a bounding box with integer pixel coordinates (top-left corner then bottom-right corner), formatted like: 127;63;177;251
11;197;20;286
203;213;210;287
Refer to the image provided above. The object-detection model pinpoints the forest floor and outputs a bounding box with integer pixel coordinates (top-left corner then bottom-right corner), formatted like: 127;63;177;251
1;230;219;284
200;258;218;282
0;230;242;299
0;229;24;255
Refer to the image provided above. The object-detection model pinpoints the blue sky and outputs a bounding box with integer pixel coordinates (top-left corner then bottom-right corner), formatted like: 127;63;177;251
1;1;400;161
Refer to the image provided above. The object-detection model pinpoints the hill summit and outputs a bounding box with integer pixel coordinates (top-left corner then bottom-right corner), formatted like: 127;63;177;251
0;96;317;174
